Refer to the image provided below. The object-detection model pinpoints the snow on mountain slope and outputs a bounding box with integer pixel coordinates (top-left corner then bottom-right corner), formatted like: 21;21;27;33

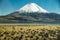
19;3;49;13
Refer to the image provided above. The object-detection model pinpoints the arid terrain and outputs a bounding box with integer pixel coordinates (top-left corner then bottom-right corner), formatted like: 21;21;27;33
0;24;60;40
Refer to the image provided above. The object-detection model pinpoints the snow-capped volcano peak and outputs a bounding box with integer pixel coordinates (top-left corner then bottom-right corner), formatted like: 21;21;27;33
19;3;49;13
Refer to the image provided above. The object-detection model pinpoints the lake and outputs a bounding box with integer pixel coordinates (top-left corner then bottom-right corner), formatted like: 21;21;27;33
0;22;60;25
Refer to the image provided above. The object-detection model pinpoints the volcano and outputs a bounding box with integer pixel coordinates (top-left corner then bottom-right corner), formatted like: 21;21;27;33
0;3;60;23
19;3;48;13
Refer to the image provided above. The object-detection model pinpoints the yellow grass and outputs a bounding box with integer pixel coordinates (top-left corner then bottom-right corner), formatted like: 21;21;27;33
0;24;60;31
0;24;60;40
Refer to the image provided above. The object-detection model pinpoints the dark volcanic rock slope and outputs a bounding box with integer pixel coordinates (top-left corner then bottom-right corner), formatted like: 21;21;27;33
0;12;60;23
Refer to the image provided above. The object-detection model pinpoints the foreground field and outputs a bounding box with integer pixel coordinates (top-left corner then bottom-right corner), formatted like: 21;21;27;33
0;24;60;40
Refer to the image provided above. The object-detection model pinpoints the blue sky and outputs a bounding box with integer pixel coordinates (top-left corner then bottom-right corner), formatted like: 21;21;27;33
0;0;60;15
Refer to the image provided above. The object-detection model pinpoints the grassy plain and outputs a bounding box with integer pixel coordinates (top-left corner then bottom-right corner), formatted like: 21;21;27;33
0;24;60;40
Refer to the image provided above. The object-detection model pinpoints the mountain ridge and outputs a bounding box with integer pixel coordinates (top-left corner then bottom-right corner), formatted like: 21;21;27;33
0;3;60;23
0;12;60;23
